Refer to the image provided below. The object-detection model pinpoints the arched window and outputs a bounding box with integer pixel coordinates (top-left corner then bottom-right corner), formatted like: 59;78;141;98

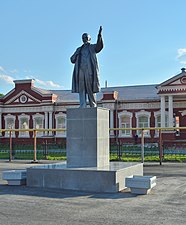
118;111;132;137
18;114;30;137
4;114;16;137
55;112;66;137
136;110;151;136
33;113;44;137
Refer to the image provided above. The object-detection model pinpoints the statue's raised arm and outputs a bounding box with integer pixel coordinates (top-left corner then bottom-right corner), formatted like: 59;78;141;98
98;26;102;36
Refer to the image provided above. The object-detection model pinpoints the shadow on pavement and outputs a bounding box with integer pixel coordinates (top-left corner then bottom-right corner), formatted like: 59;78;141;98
0;184;140;200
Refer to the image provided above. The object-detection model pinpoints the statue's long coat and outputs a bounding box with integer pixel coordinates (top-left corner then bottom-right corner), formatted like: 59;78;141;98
70;34;103;93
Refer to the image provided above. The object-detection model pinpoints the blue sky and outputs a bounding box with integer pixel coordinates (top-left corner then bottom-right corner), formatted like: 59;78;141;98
0;0;186;94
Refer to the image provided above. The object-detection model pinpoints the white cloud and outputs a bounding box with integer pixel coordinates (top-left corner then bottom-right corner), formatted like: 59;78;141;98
46;80;61;88
0;66;63;90
180;61;186;65
0;66;6;73
25;75;62;89
9;69;18;74
0;74;14;84
35;78;61;88
177;48;186;59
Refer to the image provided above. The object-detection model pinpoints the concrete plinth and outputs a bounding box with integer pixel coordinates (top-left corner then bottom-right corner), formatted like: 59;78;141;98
27;162;143;193
67;108;109;168
26;107;144;193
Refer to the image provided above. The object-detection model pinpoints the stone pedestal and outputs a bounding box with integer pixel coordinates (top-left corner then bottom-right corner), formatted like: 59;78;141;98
27;107;144;193
67;108;109;168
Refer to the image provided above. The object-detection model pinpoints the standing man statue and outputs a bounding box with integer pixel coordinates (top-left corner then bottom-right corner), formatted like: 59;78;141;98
70;26;103;108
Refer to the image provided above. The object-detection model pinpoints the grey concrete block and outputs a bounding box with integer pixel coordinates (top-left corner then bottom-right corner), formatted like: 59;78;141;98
2;170;27;186
67;107;109;168
125;175;156;194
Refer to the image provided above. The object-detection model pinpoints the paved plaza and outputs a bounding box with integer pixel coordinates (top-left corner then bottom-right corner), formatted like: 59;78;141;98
0;160;185;225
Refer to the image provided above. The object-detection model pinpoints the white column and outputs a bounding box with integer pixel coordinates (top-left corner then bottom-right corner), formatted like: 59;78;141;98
160;96;165;128
44;112;48;135
168;95;173;127
0;113;2;136
49;112;53;135
110;110;114;136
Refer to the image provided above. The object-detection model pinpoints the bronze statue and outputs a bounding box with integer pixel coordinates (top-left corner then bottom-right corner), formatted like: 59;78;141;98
70;26;103;107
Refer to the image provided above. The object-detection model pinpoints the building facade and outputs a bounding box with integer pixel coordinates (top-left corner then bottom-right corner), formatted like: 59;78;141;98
1;68;186;144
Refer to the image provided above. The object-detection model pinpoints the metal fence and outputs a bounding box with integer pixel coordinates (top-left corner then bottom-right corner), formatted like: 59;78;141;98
0;128;186;164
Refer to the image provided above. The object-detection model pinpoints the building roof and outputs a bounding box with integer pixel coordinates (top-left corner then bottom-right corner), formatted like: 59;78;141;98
50;84;159;103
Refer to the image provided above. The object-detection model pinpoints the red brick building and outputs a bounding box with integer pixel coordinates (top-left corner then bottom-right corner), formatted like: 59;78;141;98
1;68;186;144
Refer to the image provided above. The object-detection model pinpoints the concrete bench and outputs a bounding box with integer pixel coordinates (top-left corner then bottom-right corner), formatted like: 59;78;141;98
125;175;156;194
2;170;27;185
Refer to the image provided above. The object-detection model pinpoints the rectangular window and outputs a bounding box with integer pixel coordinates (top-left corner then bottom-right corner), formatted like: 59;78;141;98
5;118;15;137
34;117;43;137
138;116;149;136
56;117;66;136
121;116;131;136
20;118;29;137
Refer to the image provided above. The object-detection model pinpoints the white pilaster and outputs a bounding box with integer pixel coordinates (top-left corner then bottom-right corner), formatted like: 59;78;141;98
44;112;48;135
160;96;165;128
168;95;173;127
109;110;114;136
0;113;2;136
49;112;53;135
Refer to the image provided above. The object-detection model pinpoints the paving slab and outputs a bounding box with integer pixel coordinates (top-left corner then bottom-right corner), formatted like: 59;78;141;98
0;160;185;225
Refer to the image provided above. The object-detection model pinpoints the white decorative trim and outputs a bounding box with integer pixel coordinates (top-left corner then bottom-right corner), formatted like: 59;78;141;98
18;114;30;138
4;90;41;105
171;80;182;85
174;102;186;108
19;95;28;103
1;105;55;114
49;112;53;135
118;111;132;137
136;110;151;137
160;96;165;128
55;112;66;137
102;103;115;110
44;112;48;136
109;110;114;136
136;110;151;117
32;113;44;137
0;112;1;136
158;85;186;93
168;95;173;127
119;102;160;110
4;114;16;137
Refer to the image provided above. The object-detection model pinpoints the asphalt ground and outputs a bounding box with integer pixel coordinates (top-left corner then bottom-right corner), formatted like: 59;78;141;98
0;160;185;225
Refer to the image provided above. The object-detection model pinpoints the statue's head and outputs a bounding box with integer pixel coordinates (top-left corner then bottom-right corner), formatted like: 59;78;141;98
82;33;91;44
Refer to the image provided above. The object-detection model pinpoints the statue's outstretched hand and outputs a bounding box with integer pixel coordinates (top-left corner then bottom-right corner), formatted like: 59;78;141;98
98;26;102;35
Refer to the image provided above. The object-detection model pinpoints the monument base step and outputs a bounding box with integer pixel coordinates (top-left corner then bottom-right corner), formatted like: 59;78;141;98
27;162;143;193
